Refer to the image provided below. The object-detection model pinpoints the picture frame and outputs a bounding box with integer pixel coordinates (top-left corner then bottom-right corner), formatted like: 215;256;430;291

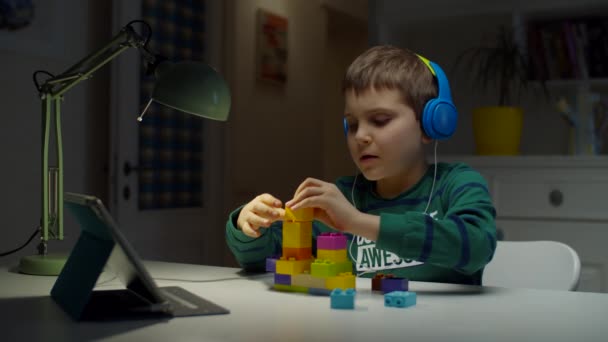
256;9;288;85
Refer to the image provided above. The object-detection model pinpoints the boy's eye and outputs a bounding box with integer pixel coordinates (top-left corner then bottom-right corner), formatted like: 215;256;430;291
347;122;358;132
372;117;390;126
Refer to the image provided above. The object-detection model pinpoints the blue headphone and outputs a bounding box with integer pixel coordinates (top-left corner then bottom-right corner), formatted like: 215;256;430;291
343;54;457;140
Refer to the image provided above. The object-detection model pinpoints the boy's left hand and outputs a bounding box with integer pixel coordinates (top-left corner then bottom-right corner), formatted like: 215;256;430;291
285;178;358;232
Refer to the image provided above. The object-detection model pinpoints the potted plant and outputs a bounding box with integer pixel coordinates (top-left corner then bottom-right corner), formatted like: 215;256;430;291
453;26;547;155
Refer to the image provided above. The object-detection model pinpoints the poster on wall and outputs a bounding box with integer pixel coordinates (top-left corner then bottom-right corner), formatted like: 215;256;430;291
256;9;288;85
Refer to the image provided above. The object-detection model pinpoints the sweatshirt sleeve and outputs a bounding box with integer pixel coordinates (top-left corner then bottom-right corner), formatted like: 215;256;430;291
225;205;282;271
375;168;497;275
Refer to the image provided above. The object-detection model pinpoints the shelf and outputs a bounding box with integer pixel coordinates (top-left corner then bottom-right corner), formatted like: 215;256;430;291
437;155;608;168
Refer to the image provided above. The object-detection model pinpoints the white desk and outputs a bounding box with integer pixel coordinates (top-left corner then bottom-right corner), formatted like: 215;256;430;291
1;260;607;342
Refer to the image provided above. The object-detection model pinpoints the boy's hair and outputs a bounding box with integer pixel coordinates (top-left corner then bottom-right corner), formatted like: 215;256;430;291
343;45;437;120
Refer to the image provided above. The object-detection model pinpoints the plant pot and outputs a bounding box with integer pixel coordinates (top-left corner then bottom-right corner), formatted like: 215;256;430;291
472;106;523;155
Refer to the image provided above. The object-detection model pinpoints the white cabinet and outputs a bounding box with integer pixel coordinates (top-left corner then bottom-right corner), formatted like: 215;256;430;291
442;156;608;292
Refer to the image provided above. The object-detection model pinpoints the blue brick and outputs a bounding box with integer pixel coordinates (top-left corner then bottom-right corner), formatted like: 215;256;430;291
384;291;416;308
330;288;356;309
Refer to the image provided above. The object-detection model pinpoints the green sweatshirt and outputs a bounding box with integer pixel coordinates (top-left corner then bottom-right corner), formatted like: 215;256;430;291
225;162;497;286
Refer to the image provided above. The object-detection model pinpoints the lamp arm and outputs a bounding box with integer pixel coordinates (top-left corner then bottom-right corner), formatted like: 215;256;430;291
43;22;152;97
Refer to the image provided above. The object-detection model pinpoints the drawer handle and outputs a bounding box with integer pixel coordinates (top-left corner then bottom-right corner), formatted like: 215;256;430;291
549;189;563;207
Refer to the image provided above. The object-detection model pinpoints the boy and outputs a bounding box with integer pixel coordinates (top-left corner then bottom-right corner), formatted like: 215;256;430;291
225;45;496;285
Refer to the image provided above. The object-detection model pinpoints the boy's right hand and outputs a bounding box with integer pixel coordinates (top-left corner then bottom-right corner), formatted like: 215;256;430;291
237;194;285;238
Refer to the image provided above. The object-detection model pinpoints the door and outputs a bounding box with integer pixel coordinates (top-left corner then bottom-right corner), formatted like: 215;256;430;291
109;0;227;265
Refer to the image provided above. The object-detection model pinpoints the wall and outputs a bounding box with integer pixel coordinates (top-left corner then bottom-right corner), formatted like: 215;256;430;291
321;9;368;181
0;0;111;263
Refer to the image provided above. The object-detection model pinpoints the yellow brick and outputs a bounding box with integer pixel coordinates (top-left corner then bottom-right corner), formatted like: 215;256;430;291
317;249;347;262
284;207;314;222
276;258;312;275
283;221;312;248
326;272;356;290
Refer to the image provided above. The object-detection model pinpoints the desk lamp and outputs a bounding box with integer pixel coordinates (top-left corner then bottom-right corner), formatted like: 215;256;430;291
19;20;231;275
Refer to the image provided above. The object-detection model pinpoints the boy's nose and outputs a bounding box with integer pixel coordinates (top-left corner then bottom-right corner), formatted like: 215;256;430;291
356;133;372;144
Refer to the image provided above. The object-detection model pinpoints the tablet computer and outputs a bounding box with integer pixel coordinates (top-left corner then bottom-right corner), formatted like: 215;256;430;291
51;192;229;321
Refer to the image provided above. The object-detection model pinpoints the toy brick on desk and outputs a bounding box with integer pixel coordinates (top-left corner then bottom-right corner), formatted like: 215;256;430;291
317;232;347;250
292;272;326;289
266;257;278;273
284;207;314;222
282;247;312;260
308;287;332;296
276;257;312;275
371;273;387;291
274;273;291;285
282;221;313;248
330;288;356;309
384;291;416;308
317;248;347;262
310;259;339;277
326;272;356;290
274;284;308;293
381;277;408;293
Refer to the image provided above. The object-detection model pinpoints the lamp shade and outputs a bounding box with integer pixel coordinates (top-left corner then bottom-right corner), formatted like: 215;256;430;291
152;61;231;121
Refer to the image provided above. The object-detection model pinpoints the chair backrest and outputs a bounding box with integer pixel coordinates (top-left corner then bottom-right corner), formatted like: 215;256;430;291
483;240;581;291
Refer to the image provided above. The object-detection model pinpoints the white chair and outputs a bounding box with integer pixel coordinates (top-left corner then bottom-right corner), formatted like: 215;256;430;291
483;240;581;291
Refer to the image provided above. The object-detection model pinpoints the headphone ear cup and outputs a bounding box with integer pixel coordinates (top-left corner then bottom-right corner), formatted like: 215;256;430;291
422;99;458;140
343;118;348;137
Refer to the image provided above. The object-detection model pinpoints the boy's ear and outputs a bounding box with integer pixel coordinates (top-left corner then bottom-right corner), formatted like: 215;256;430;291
418;119;434;144
421;134;434;145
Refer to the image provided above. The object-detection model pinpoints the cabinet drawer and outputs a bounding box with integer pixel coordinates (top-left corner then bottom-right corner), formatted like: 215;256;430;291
493;177;608;220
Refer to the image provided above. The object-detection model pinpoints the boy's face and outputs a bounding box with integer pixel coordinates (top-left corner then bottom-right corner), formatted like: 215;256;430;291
344;87;431;182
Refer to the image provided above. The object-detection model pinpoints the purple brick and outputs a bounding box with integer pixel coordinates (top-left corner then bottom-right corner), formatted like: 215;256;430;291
317;232;347;250
274;273;291;285
266;258;277;272
381;277;408;293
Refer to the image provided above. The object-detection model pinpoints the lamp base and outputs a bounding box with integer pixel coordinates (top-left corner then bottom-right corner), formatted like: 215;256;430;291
19;253;67;276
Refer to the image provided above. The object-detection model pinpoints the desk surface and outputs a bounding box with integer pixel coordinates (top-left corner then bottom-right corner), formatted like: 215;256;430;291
1;260;607;342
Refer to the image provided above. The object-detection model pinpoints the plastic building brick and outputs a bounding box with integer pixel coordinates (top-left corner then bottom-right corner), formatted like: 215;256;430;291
326;272;356;290
282;247;312;260
266;257;277;273
371;273;387;291
317;232;347;250
381;277;409;294
335;260;354;274
292;272;326;289
384;291;416;308
274;273;291;285
311;259;339;277
283;221;313;248
284;207;314;222
330;288;356;309
276;257;312;275
317;248;347;262
274;284;308;293
308;287;332;296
